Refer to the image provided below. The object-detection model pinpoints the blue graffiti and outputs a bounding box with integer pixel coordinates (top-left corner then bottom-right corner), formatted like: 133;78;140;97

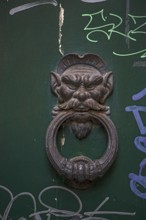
125;88;146;199
125;106;146;135
132;88;146;101
134;136;146;153
129;158;146;199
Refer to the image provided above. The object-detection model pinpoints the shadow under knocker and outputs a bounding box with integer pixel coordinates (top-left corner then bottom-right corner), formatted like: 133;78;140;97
46;54;118;189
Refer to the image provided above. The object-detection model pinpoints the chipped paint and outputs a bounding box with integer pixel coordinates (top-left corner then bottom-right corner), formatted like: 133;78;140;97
60;132;65;146
58;3;64;56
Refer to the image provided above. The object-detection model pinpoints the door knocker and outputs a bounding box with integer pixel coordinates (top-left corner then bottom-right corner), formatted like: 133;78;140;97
46;54;118;189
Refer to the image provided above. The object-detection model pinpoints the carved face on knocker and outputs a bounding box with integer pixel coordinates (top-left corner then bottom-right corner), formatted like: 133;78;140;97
46;54;117;188
51;54;113;139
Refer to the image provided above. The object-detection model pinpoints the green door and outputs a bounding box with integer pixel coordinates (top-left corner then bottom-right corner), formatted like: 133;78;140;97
0;0;146;219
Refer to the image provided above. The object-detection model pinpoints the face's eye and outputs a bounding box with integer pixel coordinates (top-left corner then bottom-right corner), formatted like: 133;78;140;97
86;84;96;90
62;76;79;90
85;75;103;90
66;83;78;90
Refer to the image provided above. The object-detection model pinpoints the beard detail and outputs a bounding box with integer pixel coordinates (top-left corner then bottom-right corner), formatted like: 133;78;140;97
58;98;105;139
70;120;93;140
52;98;108;140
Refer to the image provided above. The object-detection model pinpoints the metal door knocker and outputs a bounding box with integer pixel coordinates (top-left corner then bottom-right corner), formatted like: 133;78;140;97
46;54;118;189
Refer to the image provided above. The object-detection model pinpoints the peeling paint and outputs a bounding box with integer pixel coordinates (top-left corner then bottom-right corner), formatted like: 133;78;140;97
58;3;64;56
61;132;65;146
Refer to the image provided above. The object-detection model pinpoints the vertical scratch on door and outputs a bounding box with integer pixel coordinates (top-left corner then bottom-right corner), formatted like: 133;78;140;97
61;130;65;147
125;0;130;48
58;3;64;56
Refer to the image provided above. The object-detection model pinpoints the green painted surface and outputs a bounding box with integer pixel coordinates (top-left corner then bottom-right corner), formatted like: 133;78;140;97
0;0;146;219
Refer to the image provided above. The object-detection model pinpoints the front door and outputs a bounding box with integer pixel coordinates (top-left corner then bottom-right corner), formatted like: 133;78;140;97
0;0;146;219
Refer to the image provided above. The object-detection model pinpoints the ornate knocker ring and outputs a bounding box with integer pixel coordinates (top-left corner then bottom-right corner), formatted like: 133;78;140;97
46;110;118;189
46;54;118;189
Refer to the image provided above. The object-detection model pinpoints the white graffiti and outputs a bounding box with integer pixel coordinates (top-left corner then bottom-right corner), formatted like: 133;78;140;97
0;185;136;220
81;0;107;3
9;0;58;15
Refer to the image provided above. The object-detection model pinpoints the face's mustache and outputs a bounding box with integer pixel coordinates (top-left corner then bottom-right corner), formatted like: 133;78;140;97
58;98;106;111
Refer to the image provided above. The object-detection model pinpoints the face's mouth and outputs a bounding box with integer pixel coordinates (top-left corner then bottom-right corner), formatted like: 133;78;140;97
74;104;89;112
59;98;103;112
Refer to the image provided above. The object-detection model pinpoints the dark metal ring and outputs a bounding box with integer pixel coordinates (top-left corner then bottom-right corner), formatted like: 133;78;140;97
46;110;118;189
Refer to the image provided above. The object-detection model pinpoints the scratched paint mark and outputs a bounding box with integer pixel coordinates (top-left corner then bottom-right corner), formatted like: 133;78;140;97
81;0;107;3
125;0;130;48
9;0;58;15
133;61;146;67
60;125;65;147
60;130;65;147
58;3;64;56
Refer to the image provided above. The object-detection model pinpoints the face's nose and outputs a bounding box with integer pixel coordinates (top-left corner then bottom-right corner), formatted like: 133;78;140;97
73;85;90;101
